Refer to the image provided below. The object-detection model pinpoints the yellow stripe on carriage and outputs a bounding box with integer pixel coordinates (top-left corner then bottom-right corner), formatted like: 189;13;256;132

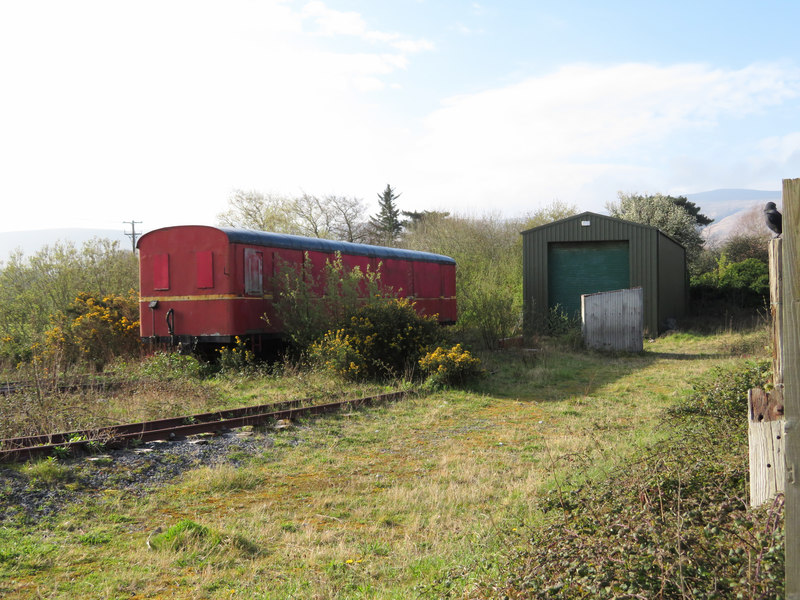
140;294;274;302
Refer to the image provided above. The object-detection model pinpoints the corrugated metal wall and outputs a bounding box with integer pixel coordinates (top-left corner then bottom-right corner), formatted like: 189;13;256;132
581;287;644;352
522;212;685;336
657;232;688;327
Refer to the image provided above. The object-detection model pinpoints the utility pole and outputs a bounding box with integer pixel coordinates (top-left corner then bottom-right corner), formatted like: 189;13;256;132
123;220;142;253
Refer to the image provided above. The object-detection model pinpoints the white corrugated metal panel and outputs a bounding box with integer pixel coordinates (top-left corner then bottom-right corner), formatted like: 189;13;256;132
581;287;643;352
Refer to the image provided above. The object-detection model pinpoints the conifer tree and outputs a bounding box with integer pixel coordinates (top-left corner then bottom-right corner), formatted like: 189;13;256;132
370;184;404;245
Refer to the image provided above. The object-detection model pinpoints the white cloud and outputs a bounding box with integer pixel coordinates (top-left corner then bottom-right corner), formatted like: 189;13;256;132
0;0;429;231
0;2;797;233
301;0;434;53
397;62;800;215
302;1;369;37
758;132;800;164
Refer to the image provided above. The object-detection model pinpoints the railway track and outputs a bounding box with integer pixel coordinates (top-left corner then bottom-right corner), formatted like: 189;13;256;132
0;391;406;463
0;378;119;396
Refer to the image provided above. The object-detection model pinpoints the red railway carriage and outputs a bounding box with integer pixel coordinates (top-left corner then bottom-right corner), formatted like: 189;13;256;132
137;225;457;348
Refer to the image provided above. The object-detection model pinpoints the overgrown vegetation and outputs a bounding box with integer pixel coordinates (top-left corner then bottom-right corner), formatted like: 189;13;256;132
0;239;138;368
271;251;385;354
0;328;783;599
458;358;783;599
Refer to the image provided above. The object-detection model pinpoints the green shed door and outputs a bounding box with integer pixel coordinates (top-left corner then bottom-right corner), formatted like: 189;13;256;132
547;241;630;317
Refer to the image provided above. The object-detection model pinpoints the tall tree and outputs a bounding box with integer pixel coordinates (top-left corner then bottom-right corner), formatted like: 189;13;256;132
370;185;404;245
217;190;368;241
606;192;706;267
216;190;297;233
670;196;713;226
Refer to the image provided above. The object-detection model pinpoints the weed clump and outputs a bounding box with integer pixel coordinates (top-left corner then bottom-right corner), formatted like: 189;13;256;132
149;519;262;564
139;351;209;381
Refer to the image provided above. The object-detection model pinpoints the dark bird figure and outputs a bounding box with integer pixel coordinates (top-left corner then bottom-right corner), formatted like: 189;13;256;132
764;202;782;236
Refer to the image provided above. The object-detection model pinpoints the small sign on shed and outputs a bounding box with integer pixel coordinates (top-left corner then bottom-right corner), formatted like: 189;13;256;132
581;287;643;352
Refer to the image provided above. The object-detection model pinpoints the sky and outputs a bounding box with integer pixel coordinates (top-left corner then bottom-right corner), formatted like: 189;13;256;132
1;0;799;234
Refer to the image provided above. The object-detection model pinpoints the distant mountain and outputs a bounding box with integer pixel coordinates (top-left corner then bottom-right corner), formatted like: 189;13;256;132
686;188;781;220
0;228;133;261
685;189;781;243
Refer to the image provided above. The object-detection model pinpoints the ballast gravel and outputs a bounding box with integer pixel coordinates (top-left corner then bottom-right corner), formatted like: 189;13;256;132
0;429;291;523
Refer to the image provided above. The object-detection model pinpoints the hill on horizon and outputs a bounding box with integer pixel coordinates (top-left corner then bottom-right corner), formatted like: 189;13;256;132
685;188;780;221
684;188;781;242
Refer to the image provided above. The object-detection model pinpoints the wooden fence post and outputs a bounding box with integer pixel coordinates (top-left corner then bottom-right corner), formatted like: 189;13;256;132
749;388;784;506
782;178;800;598
771;238;784;390
749;236;786;507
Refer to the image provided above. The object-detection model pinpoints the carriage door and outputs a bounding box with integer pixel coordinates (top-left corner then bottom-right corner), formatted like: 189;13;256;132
244;248;263;296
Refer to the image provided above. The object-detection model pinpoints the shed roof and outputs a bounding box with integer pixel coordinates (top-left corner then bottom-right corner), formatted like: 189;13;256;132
521;211;686;249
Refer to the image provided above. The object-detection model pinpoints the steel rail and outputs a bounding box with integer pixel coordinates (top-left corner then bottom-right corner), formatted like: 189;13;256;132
0;378;119;396
0;391;406;463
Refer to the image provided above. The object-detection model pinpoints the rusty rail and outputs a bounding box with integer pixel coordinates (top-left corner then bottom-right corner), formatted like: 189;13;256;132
0;391;406;463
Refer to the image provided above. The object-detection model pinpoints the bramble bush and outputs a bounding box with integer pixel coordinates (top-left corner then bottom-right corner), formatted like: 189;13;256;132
418;344;483;388
310;297;442;381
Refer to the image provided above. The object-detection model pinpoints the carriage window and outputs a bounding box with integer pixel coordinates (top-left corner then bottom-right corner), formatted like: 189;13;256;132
196;250;214;289
244;248;263;295
153;254;169;290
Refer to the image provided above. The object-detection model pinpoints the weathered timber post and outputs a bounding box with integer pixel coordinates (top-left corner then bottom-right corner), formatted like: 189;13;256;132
783;178;800;598
749;235;786;507
772;237;784;390
749;388;784;506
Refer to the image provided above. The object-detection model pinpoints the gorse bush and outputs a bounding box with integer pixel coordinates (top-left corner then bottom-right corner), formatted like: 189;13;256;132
310;297;442;380
419;344;483;387
42;291;141;371
0;239;138;367
691;254;770;310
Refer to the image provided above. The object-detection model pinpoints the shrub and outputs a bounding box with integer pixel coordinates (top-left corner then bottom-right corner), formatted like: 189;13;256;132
691;255;770;311
216;336;256;374
42;290;141;371
310;297;442;380
460;277;520;349
671;359;771;420
419;344;483;387
271;252;386;353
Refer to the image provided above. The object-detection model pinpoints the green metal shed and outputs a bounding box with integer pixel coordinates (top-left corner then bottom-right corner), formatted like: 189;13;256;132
522;211;687;336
